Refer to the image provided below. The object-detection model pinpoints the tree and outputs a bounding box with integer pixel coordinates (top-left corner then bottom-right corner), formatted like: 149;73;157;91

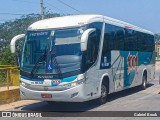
155;33;160;43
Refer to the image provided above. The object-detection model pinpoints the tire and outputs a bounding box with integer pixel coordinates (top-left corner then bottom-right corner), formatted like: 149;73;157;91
97;82;108;105
141;73;147;90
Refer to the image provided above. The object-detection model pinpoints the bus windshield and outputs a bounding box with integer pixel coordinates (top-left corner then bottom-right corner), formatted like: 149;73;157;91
21;27;83;77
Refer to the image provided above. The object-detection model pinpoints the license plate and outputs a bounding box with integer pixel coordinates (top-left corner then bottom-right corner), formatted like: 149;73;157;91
41;94;52;98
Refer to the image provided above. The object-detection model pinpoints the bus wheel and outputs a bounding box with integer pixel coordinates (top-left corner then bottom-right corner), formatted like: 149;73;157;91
141;73;147;90
97;82;108;105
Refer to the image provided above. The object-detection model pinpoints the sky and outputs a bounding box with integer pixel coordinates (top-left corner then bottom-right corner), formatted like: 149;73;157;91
0;0;160;33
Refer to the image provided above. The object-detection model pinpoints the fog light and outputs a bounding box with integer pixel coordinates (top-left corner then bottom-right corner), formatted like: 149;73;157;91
71;82;77;87
71;92;78;98
21;82;26;87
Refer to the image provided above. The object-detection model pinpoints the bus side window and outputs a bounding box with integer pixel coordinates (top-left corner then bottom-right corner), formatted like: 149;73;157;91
85;31;98;69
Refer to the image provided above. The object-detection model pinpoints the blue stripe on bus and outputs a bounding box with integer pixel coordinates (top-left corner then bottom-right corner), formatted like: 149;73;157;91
61;76;77;82
120;51;153;87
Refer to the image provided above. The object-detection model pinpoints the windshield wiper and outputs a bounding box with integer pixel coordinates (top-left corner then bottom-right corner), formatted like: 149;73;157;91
30;48;47;77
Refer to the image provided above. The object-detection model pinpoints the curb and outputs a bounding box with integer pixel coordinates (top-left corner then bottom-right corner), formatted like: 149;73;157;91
0;88;20;105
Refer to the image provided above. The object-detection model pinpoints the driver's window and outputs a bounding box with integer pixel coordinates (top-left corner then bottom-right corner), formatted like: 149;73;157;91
86;31;98;68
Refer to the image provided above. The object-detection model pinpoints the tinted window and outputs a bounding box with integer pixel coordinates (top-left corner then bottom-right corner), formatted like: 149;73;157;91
102;23;154;52
88;22;103;50
82;32;99;70
103;24;125;51
115;27;125;50
124;29;137;51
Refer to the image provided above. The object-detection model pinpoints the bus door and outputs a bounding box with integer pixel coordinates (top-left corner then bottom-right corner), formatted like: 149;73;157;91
83;31;99;96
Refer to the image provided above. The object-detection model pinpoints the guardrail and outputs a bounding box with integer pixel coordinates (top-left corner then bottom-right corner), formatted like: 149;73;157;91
0;65;20;90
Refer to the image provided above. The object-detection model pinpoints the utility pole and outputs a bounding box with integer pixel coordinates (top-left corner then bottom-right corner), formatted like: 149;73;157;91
40;0;44;19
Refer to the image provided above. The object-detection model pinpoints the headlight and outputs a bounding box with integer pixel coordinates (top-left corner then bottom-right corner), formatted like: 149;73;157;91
63;79;85;89
21;81;26;86
20;81;30;87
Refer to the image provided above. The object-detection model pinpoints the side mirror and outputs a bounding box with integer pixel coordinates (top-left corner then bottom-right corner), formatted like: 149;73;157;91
81;28;96;51
10;34;25;66
10;34;25;53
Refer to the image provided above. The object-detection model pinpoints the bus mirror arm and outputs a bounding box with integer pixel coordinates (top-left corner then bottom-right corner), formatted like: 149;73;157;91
81;28;96;51
10;34;25;53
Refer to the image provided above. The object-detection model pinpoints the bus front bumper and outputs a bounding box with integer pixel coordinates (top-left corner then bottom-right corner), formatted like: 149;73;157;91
20;84;88;102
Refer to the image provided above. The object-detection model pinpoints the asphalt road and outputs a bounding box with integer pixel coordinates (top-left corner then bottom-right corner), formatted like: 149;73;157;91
1;63;160;120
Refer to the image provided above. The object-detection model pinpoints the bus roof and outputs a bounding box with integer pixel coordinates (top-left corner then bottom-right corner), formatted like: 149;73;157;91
28;14;153;35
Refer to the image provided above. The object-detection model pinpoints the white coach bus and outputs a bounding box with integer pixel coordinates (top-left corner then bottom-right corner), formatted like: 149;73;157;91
10;15;155;104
